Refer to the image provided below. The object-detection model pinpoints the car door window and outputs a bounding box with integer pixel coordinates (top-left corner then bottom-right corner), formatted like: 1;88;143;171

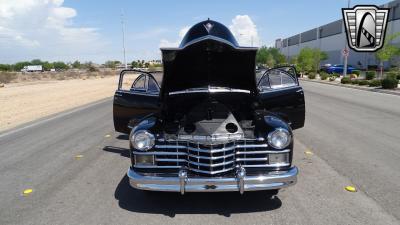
258;67;298;91
131;75;146;91
148;76;160;93
117;70;160;94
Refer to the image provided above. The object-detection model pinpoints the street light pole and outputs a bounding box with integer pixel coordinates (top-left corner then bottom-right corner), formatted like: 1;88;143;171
343;0;351;77
121;9;127;69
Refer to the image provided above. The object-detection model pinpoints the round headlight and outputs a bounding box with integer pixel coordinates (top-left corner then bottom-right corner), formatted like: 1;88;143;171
267;128;291;149
131;130;155;151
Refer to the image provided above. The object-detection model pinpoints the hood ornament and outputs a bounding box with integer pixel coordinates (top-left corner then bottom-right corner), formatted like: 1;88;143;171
204;22;214;33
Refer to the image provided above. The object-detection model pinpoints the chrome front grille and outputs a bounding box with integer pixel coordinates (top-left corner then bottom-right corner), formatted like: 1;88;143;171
133;139;290;175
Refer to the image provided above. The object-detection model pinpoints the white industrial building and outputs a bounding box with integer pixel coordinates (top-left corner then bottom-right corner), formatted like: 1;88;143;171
276;0;400;69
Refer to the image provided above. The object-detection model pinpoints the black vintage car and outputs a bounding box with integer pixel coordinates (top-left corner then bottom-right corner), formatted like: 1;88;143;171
113;20;305;194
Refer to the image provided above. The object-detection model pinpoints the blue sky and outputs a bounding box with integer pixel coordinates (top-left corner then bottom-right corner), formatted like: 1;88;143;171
0;0;389;63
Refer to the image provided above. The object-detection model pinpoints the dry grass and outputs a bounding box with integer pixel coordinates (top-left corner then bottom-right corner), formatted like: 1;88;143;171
0;72;18;83
0;76;118;131
0;69;117;84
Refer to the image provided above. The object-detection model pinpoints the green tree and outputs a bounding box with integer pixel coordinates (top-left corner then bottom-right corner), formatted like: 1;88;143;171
104;60;117;69
289;56;298;65
297;47;314;72
0;64;12;71
42;62;54;71
376;32;400;78
53;61;69;70
30;59;44;65
313;49;328;72
296;47;328;73
104;60;122;69
131;61;139;68
275;53;287;65
72;60;81;69
13;61;31;71
82;61;98;72
256;46;286;67
137;60;143;68
256;46;269;64
266;54;275;68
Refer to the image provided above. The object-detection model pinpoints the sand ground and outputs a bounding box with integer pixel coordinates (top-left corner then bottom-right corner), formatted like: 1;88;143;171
0;76;120;132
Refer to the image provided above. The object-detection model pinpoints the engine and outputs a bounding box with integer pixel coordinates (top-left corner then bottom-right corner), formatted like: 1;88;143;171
162;99;256;143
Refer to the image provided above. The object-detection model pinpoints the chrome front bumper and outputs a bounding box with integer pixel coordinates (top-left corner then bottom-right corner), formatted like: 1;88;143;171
128;166;298;194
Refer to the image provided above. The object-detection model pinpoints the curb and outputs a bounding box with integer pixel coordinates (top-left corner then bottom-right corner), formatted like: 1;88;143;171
300;79;400;96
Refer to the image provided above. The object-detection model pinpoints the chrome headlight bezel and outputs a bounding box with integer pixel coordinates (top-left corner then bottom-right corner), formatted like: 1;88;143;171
267;128;291;149
130;130;155;151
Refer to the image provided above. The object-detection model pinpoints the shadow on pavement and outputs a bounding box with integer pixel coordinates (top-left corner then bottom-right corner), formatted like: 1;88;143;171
103;146;130;158
114;175;282;217
116;134;129;140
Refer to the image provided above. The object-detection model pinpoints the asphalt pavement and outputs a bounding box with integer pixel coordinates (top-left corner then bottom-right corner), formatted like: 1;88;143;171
0;82;399;225
296;81;400;220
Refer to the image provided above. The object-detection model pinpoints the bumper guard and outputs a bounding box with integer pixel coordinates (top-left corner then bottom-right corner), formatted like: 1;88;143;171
128;166;298;194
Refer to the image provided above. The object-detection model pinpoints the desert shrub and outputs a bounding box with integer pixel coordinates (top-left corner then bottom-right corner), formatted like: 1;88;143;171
329;76;336;81
65;71;79;79
358;80;369;86
49;73;57;79
332;73;340;77
308;73;316;79
57;75;65;80
341;77;351;84
352;70;361;76
88;65;98;72
349;74;358;79
351;79;359;85
381;77;398;89
385;71;399;80
320;72;329;80
368;79;382;87
87;72;98;77
366;71;376;80
31;73;42;80
0;72;17;83
99;70;114;76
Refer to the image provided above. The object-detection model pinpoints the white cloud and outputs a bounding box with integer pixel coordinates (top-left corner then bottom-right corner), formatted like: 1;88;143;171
0;0;106;62
229;15;260;47
159;26;190;48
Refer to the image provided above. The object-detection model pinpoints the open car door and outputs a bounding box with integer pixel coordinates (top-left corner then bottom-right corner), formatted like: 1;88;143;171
113;70;160;134
257;66;305;130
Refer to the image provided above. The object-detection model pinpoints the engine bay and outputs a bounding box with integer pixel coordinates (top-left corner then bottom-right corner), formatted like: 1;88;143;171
162;97;256;142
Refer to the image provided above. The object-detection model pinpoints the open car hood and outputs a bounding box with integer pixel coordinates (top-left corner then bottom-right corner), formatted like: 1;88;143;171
160;20;258;96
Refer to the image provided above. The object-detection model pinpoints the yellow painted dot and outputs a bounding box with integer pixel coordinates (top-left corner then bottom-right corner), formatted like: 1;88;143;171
75;155;83;159
104;134;111;138
345;186;357;192
305;151;313;155
22;189;33;196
